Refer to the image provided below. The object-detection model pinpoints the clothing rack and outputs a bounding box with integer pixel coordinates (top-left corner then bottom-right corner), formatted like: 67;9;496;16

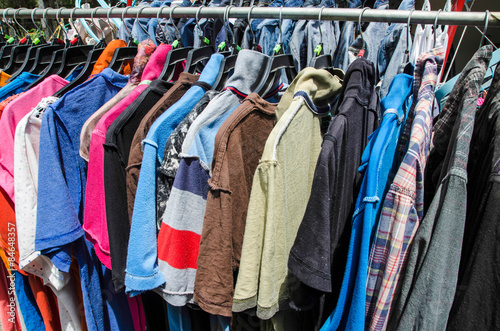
0;7;498;27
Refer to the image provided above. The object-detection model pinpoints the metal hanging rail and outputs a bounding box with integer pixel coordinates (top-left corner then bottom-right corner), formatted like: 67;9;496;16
0;7;498;27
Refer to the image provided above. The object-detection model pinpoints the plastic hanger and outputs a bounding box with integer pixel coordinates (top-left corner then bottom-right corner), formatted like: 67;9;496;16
2;8;34;75
28;7;65;75
310;6;333;69
160;5;194;82
255;6;297;97
213;5;240;90
397;9;414;75
184;4;215;74
8;9;49;80
0;8;19;70
108;6;138;72
245;5;260;51
54;7;105;79
356;7;369;58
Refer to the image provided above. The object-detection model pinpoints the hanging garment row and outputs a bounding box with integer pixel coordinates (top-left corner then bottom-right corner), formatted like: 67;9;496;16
0;1;498;331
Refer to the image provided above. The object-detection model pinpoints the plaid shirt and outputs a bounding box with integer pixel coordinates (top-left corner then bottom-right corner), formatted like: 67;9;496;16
365;47;444;331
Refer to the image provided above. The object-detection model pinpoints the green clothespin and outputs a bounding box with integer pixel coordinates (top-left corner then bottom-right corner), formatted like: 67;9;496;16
33;37;40;45
314;44;323;56
236;45;241;51
218;41;226;51
6;37;14;44
172;40;179;48
134;39;139;45
273;44;281;55
203;37;210;45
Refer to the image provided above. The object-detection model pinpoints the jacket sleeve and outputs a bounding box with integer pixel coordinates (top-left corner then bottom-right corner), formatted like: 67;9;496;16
125;141;166;294
288;138;337;293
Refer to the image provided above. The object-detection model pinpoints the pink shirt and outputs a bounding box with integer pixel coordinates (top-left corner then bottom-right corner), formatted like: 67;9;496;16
0;75;68;203
83;44;173;268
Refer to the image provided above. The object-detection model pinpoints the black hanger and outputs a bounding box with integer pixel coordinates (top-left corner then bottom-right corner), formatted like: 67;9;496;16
8;10;50;80
54;7;106;79
2;8;32;75
28;8;65;75
397;9;414;75
0;8;19;70
23;48;66;90
107;6;138;72
53;47;105;97
184;4;215;74
255;6;297;96
160;5;193;81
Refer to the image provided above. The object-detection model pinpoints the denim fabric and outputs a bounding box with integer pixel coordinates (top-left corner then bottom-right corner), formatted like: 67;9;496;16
155;0;193;45
181;18;196;47
378;0;415;99
348;1;389;78
289;0;339;71
131;1;171;43
331;0;360;71
255;0;303;56
117;17;135;41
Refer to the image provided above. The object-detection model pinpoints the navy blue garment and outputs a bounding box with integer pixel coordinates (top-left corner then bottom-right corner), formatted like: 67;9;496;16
14;271;45;331
36;68;128;331
0;72;39;102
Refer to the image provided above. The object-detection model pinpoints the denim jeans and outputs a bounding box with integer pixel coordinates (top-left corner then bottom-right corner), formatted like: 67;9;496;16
378;0;415;99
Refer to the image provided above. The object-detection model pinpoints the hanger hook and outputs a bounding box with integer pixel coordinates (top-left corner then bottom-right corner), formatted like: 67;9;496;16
56;7;67;41
69;7;78;36
42;7;53;38
224;5;235;46
248;5;256;47
359;7;369;51
278;5;283;45
195;5;204;30
405;9;414;57
318;6;325;44
31;8;41;32
106;7;116;34
135;6;149;35
91;7;104;38
14;8;30;38
2;8;16;39
170;5;181;41
121;6;131;36
158;5;173;43
433;9;442;48
480;10;490;48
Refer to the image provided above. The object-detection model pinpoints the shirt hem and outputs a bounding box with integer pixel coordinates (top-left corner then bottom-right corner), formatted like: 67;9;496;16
193;290;233;317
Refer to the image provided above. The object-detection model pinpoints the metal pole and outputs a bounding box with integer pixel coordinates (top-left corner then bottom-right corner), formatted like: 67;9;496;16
0;7;498;27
